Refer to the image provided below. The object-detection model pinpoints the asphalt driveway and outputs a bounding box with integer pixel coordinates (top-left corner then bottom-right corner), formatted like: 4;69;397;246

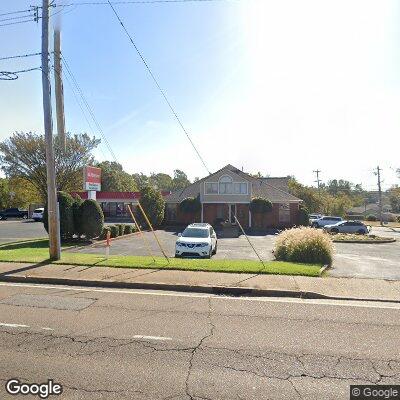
0;219;47;244
68;226;400;280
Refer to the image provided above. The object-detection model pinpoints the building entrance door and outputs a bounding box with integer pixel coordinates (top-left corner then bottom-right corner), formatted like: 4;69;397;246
229;204;236;223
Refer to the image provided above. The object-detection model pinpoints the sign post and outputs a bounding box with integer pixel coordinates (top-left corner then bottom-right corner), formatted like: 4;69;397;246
83;166;102;200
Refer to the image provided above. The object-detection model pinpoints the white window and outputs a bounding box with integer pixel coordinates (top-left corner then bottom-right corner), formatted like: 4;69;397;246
234;183;248;194
219;176;233;194
205;182;218;194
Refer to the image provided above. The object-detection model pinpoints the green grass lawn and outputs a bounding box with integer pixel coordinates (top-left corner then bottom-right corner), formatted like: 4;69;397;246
0;239;323;277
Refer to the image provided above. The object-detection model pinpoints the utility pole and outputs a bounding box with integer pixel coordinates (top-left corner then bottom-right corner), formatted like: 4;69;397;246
41;0;61;260
313;169;322;211
54;29;66;150
375;166;383;226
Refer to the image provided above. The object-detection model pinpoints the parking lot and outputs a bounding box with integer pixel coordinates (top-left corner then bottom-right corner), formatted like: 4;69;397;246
0;219;47;244
0;220;398;280
67;226;400;280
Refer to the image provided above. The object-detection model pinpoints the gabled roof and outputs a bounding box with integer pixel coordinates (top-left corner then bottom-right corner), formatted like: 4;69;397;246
164;164;302;203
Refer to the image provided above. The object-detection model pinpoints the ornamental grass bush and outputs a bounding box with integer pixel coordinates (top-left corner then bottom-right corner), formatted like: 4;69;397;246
117;224;125;236
124;225;133;235
274;227;334;265
109;225;119;238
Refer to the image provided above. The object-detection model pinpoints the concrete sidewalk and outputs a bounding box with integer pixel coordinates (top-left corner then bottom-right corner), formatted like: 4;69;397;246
0;261;400;302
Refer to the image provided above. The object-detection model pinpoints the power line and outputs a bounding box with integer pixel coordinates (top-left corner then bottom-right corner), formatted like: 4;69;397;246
52;64;109;160
60;54;118;162
0;8;33;17
56;0;234;6
107;0;211;174
0;18;36;27
0;52;42;61
0;13;36;23
0;67;41;81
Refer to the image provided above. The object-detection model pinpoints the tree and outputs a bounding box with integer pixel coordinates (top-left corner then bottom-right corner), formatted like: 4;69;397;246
389;187;400;213
132;173;149;190
137;185;165;227
0;132;100;200
288;179;323;213
150;173;173;191
96;161;137;192
172;169;191;190
179;197;201;213
79;199;104;239
249;198;273;213
43;191;75;240
0;177;41;210
298;205;310;226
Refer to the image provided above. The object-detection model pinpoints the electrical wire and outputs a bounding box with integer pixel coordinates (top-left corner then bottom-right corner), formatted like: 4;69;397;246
0;52;42;61
0;13;36;23
57;0;234;6
60;54;118;162
0;67;41;81
52;64;109;160
107;0;211;175
0;18;36;28
0;8;33;17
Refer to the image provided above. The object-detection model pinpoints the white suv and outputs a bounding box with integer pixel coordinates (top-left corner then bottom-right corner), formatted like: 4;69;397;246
312;216;343;228
175;223;218;259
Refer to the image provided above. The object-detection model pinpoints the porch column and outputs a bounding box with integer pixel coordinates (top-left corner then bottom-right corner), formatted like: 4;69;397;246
201;203;204;223
249;209;252;228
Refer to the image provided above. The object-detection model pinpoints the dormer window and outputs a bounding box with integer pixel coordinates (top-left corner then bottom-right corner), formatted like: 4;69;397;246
219;176;233;194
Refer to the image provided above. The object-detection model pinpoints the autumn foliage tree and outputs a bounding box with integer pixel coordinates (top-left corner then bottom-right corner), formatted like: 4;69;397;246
0;132;100;201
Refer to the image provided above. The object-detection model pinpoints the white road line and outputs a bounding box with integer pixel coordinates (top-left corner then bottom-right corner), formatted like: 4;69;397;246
132;335;172;341
0;322;29;328
41;327;54;331
0;282;399;310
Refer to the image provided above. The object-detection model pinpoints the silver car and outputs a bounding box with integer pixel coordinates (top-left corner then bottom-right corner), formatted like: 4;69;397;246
324;220;370;234
312;216;343;228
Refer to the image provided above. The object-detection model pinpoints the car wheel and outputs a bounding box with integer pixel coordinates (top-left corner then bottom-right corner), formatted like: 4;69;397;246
312;223;318;228
331;228;339;234
22;214;28;219
212;242;217;255
357;229;365;235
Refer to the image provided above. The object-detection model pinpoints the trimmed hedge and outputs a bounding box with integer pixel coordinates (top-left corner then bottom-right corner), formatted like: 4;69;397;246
366;215;378;221
250;198;273;214
117;224;125;237
100;226;111;240
79;199;104;239
274;227;334;265
43;191;75;240
124;225;133;235
179;197;201;213
109;225;119;238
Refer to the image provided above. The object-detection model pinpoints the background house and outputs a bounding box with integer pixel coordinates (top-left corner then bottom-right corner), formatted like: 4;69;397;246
164;164;302;229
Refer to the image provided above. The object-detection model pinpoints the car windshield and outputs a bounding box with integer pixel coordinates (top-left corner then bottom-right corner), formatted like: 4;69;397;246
181;228;209;238
34;209;43;213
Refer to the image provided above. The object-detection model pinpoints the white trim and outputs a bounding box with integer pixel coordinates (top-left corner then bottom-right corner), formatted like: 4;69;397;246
249;209;252;228
202;201;250;204
201;203;204;223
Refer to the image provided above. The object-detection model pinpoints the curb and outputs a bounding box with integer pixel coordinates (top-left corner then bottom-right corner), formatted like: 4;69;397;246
332;239;396;244
1;274;399;304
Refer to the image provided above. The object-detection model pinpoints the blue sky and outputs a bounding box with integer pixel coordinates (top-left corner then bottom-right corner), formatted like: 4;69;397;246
1;0;399;190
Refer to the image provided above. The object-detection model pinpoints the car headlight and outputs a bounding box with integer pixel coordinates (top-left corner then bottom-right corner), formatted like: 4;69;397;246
198;243;209;248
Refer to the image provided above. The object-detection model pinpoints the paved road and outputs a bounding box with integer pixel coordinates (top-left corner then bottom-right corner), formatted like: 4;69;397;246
0;220;47;244
0;283;399;399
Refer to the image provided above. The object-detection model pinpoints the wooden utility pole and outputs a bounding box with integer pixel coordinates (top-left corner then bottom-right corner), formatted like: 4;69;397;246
54;29;66;150
376;166;383;226
41;0;61;260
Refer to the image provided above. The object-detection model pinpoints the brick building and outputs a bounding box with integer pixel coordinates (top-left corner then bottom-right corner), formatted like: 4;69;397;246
164;164;302;229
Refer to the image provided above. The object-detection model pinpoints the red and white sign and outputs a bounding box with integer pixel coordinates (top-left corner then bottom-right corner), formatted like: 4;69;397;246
83;166;101;191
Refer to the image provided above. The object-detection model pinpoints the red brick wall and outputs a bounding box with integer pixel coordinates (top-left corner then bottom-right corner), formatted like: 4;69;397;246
290;203;300;226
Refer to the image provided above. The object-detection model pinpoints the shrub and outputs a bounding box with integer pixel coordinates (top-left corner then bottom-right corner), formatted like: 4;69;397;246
397;216;400;223
274;227;334;265
366;214;377;221
298;205;310;226
72;194;83;237
117;223;125;236
109;225;119;238
124;225;133;235
179;197;201;213
137;185;165;228
100;226;111;240
79;199;104;239
250;197;273;214
43;191;74;240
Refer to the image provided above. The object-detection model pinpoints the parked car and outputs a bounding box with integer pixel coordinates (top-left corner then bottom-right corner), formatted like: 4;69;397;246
0;208;28;220
175;223;217;259
309;214;323;225
311;216;343;228
324;220;370;235
32;207;44;222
